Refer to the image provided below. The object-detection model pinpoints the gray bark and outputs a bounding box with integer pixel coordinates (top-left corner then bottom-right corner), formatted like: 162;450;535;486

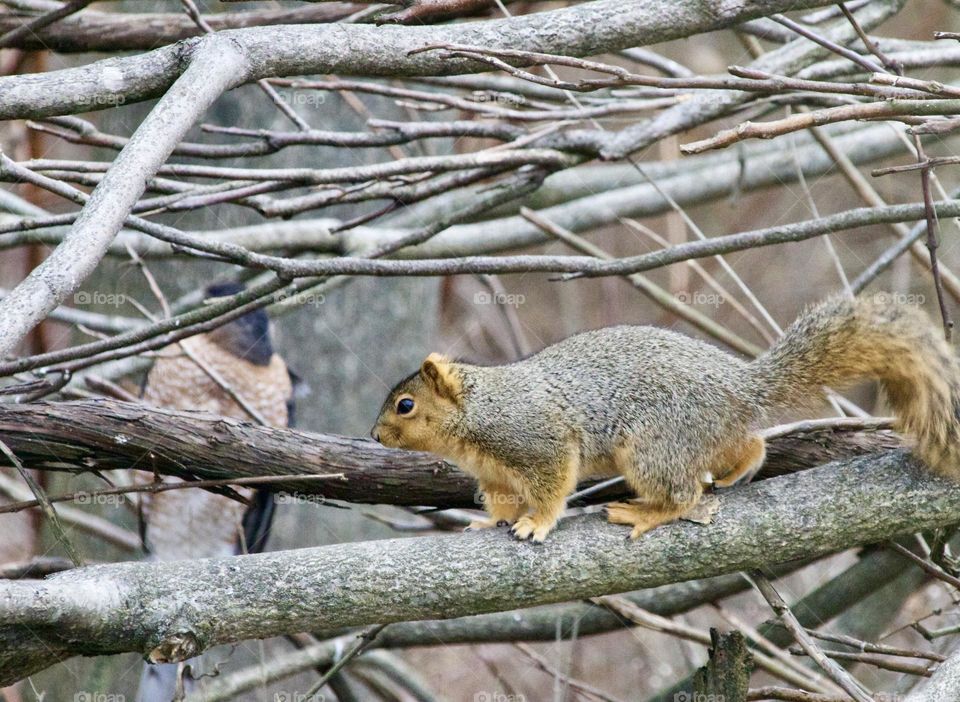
179;562;809;702
1;451;958;685
0;0;838;121
907;641;960;702
0;5;356;51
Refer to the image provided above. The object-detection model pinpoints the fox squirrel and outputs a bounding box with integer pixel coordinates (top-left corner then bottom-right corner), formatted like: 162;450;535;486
372;294;960;542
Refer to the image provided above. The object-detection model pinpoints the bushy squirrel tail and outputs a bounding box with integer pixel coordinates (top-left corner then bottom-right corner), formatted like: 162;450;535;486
749;293;960;479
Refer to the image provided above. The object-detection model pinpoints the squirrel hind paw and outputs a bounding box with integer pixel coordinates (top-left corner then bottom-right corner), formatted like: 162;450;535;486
681;495;720;525
606;500;700;538
604;501;643;526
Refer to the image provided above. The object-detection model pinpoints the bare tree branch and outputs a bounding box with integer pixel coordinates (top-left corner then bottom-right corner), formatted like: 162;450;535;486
1;0;958;698
0;0;94;49
0;37;250;357
600;0;905;158
0;122;909;258
750;571;873;702
0;4;357;51
0;399;902;508
0;0;840;121
1;451;957;685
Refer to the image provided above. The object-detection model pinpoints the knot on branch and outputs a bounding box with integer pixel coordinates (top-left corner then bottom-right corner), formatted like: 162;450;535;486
147;631;201;663
172;36;203;66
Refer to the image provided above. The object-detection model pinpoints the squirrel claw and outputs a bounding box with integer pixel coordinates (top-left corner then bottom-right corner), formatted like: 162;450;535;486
510;525;531;541
510;516;551;542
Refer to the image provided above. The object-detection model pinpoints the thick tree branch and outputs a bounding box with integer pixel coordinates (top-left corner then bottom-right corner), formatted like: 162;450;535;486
0;0;838;121
0;38;250;357
184;561;812;702
1;453;958;685
0;400;901;508
0;5;356;51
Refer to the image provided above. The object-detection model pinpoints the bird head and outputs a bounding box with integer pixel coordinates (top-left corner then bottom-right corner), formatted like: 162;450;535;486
204;282;275;366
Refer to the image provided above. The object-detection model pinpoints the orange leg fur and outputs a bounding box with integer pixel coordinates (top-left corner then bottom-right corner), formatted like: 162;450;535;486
606;438;703;539
713;434;766;487
469;481;527;530
605;434;766;539
510;453;579;543
510;491;568;543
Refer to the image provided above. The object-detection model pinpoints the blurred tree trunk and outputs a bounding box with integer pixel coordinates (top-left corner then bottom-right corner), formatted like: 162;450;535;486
692;629;751;702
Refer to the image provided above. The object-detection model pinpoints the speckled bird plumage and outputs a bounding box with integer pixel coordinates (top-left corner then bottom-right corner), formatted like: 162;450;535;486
138;304;292;561
136;288;296;702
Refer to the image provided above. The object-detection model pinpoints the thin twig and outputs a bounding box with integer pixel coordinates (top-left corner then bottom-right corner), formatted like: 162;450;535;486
513;642;627;702
177;342;270;425
0;0;94;48
887;542;960;590
592;595;830;693
913;134;953;339
0;439;85;566
769;12;885;74
715;604;841;694
519;207;763;356
747;688;845;702
303;624;387;701
682;100;960;154
748;570;873;702
837;2;901;73
788;647;935;676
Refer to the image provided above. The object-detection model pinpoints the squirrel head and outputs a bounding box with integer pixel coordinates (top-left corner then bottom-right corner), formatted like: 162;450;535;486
371;352;464;452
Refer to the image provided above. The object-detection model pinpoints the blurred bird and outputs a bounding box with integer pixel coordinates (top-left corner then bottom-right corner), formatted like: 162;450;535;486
136;282;298;702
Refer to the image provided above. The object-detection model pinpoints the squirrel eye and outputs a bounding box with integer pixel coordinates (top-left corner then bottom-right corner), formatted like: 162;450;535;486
396;398;415;415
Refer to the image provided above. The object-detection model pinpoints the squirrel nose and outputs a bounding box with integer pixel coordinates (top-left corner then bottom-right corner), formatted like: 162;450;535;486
370;427;381;442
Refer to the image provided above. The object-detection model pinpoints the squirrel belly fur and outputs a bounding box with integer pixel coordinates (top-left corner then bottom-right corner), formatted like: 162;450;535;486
372;294;960;542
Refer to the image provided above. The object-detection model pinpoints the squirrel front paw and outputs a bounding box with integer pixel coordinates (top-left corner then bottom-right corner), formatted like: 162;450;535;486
510;515;554;543
465;518;496;531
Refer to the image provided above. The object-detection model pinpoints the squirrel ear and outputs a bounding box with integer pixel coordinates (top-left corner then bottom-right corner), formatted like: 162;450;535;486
420;353;461;404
